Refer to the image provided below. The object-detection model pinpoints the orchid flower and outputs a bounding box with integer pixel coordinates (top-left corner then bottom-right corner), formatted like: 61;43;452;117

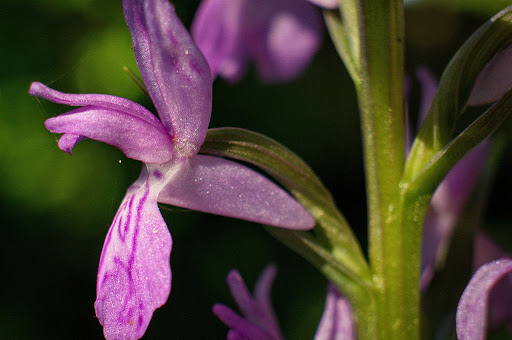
213;265;285;340
29;0;314;338
214;265;355;340
191;0;324;83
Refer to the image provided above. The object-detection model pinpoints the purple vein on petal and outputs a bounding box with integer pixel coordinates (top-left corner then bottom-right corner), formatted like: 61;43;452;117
95;168;172;340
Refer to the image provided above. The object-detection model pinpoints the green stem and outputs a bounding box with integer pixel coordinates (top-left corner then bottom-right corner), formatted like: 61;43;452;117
352;1;417;339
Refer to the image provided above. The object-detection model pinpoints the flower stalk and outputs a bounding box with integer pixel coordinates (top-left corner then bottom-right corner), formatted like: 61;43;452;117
329;0;415;338
349;0;414;339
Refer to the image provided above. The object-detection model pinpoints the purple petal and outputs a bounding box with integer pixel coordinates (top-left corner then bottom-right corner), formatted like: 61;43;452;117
95;166;172;340
213;304;278;340
44;105;174;163
473;232;512;330
192;0;322;83
416;67;438;126
123;0;212;155
456;258;512;340
227;330;246;340
314;283;355;340
254;0;322;82
29;82;161;125
214;265;283;340
57;134;86;155
467;44;512;106
157;154;315;229
306;0;339;9
254;265;280;331
228;266;283;339
405;68;438;157
192;0;247;82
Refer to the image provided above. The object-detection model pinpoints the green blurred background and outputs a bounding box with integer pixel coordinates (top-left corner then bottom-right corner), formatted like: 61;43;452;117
2;0;512;338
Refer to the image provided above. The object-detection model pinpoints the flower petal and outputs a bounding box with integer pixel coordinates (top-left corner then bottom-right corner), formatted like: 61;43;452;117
249;0;323;82
306;0;339;9
56;134;86;155
44;105;173;163
213;304;277;340
29;82;161;126
467;44;512;106
95;166;172;340
254;265;281;331
214;265;283;340
416;67;438;125
314;283;355;340
123;0;212;155
473;232;512;330
157;154;315;229
192;0;247;82
456;258;512;340
192;0;322;83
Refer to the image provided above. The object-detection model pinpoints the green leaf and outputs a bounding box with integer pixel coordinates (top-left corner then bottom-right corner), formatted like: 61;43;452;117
405;87;512;199
410;0;512;17
405;5;512;184
324;4;361;83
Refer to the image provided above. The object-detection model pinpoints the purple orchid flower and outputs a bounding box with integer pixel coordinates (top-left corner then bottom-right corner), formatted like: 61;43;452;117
213;265;285;340
191;0;324;83
29;0;314;339
214;265;355;339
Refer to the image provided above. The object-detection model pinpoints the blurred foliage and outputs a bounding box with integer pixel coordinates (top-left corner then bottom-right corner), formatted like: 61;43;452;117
408;0;512;16
1;0;512;339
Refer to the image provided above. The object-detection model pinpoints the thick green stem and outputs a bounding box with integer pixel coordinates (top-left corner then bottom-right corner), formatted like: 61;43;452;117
353;1;418;339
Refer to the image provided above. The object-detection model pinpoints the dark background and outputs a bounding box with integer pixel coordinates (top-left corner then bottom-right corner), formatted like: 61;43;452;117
1;0;512;338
